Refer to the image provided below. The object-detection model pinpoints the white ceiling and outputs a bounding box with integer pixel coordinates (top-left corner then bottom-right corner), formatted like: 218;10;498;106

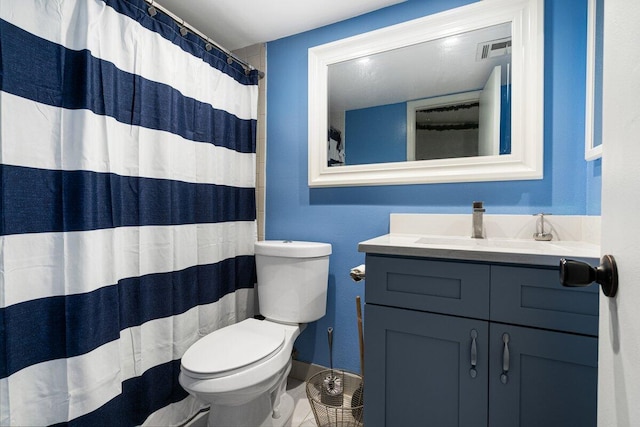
328;23;512;112
155;0;407;51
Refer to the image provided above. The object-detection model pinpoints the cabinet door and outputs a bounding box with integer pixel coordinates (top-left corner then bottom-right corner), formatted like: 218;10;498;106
488;323;598;427
365;304;489;427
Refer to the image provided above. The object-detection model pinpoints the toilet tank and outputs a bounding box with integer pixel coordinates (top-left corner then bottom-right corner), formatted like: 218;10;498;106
255;240;331;324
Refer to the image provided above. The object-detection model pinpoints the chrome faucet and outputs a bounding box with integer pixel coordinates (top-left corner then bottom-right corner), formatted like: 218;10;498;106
533;213;553;241
472;201;485;239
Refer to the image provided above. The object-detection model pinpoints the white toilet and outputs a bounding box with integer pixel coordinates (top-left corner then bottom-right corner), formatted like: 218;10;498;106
179;240;332;427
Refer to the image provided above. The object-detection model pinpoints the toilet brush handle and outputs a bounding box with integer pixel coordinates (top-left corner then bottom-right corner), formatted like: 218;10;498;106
356;296;364;377
327;327;334;371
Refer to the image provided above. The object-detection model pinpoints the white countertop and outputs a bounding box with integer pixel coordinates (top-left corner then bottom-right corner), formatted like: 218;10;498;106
357;214;601;266
358;233;600;266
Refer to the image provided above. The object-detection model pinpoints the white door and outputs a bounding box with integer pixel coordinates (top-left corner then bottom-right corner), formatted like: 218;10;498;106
598;0;640;425
478;65;502;156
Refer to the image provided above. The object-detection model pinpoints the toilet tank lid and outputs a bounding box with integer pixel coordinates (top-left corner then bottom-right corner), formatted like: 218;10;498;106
255;240;332;258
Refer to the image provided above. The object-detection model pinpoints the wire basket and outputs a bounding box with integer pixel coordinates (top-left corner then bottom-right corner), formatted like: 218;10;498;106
306;369;364;427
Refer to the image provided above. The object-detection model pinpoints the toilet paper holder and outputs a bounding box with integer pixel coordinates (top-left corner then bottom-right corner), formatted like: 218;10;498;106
350;264;366;282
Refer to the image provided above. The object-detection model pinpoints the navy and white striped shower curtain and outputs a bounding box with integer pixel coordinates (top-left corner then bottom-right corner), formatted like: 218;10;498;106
0;0;259;425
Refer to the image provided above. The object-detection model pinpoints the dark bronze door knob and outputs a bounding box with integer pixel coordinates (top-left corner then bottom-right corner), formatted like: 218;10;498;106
560;255;618;297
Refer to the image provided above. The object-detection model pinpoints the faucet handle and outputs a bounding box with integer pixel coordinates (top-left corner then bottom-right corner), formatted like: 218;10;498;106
533;213;553;241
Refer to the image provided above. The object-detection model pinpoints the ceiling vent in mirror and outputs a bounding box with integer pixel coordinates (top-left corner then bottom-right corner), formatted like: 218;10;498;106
476;37;512;61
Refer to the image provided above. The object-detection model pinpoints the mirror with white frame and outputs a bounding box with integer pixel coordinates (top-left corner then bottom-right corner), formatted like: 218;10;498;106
308;0;544;187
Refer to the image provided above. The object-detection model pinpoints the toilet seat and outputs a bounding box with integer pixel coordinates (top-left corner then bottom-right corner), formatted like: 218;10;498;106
181;318;285;379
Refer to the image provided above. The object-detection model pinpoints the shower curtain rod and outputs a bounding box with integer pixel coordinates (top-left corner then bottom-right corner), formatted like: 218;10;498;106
144;0;265;79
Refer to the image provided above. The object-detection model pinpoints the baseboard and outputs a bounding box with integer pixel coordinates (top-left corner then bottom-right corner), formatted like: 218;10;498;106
290;359;327;381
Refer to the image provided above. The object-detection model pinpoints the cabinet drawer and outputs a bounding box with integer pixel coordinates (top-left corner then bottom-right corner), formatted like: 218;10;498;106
365;254;490;319
490;266;599;336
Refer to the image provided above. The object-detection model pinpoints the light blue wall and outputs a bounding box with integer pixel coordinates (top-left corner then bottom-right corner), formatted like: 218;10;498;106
345;102;407;164
266;0;600;373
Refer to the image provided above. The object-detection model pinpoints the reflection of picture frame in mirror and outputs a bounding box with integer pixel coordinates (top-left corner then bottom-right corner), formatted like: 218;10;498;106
585;0;603;161
407;92;482;161
406;65;511;162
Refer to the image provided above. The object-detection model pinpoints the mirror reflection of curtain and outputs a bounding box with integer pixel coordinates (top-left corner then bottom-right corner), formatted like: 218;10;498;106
0;0;258;425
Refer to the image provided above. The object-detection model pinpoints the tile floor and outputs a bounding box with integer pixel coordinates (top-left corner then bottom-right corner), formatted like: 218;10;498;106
287;377;318;427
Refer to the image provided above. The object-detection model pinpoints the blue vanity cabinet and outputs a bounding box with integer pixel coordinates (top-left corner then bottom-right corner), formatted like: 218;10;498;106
363;254;598;427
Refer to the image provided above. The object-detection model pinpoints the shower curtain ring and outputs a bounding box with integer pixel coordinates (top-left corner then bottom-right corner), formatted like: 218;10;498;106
147;0;157;17
180;20;188;36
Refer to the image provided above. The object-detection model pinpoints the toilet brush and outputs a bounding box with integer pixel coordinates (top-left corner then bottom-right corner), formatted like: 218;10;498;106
321;327;344;406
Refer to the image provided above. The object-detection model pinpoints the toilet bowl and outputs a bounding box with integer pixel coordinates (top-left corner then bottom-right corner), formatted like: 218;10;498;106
179;319;301;426
179;240;331;427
